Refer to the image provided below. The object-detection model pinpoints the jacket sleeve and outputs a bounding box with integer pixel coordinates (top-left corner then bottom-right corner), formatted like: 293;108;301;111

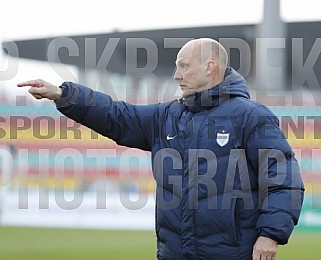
55;81;159;151
244;105;305;245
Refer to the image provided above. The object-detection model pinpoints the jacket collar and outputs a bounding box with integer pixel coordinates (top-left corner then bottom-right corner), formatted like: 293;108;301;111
179;67;250;113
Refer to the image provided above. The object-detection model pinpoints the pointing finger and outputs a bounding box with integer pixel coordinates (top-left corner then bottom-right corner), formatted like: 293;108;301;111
17;79;44;88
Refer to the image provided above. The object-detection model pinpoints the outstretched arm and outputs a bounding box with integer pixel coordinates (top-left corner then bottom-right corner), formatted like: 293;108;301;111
17;79;62;101
17;79;159;151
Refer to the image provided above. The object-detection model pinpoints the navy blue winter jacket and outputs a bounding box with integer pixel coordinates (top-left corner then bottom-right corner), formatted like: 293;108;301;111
56;68;304;259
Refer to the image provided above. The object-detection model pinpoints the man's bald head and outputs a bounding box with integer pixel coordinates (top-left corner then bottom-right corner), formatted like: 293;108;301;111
181;38;228;80
174;38;229;97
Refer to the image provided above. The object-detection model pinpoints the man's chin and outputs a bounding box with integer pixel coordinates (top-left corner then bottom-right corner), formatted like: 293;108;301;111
181;90;193;98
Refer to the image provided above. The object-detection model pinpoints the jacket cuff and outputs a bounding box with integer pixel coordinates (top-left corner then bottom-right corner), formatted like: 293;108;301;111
54;82;79;108
258;229;281;244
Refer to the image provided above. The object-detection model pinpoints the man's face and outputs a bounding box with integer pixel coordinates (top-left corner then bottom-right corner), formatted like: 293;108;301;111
173;43;208;97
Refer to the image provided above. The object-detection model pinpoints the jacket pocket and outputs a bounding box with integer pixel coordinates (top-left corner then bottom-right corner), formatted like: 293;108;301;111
230;198;241;246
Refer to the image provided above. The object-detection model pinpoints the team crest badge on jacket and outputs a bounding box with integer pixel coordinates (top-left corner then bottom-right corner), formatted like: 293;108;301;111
216;132;229;147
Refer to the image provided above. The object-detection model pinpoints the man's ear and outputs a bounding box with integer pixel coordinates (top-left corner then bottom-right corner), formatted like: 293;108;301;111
205;60;216;75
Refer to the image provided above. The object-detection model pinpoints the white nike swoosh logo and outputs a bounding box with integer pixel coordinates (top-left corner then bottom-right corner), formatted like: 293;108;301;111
166;134;177;140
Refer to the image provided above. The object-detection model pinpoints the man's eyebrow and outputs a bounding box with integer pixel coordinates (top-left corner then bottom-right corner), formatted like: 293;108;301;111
176;58;188;65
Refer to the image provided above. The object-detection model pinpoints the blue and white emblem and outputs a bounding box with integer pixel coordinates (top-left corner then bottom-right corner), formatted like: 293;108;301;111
216;132;229;147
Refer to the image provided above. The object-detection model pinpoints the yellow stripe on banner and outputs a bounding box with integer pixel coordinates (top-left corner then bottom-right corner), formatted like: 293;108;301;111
0;126;116;145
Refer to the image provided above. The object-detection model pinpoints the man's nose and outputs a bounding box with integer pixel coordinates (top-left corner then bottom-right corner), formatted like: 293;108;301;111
173;69;182;80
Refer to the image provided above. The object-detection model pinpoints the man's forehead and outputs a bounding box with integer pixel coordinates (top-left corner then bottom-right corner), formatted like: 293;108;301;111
176;43;199;62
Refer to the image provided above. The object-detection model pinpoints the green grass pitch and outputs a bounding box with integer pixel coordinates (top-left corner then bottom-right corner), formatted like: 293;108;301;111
0;227;156;259
0;227;320;259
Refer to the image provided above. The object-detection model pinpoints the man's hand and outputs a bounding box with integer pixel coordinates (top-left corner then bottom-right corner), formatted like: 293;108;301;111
17;79;62;101
252;236;278;260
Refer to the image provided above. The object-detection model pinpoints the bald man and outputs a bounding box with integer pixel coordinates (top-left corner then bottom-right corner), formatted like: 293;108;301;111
18;38;304;260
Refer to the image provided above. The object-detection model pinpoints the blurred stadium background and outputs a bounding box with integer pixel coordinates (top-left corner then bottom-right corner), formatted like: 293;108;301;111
1;0;321;259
